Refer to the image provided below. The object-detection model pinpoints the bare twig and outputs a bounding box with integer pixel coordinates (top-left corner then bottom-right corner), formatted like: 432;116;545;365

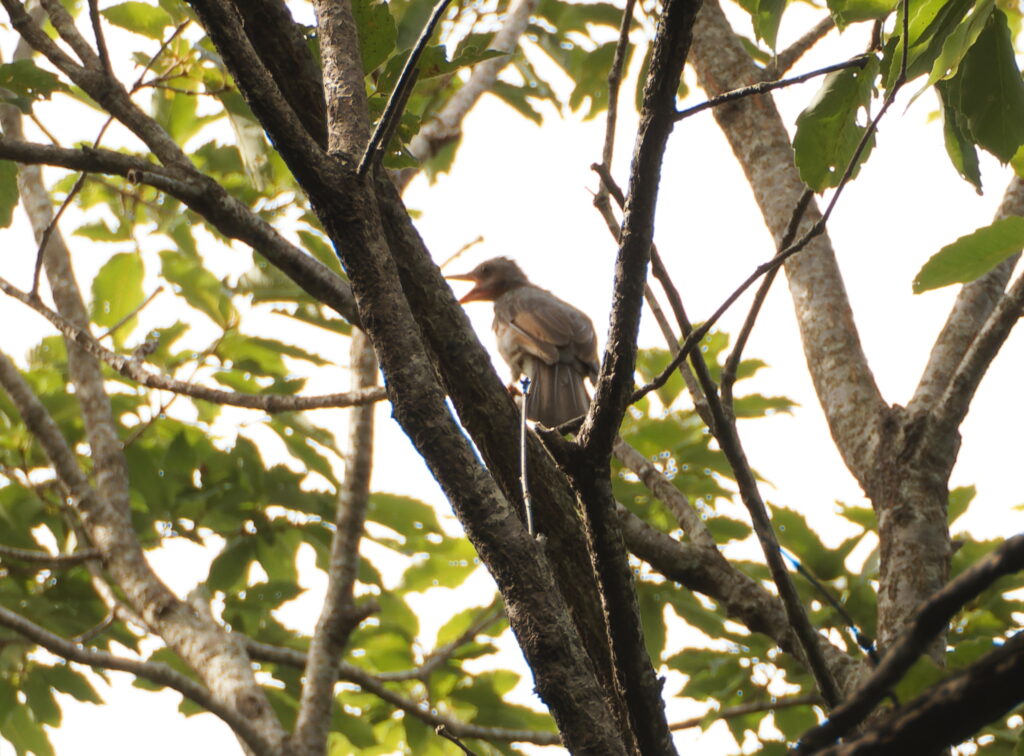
0;274;385;412
669;694;823;731
721;189;813;407
0;543;99;566
436;725;479;755
244;638;563;746
767;17;835;78
87;0;111;73
358;0;455;175
597;0;638;188
675;54;870;121
97;286;163;341
796;533;1024;752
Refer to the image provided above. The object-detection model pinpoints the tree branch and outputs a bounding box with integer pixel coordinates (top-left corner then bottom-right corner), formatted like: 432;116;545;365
244;639;562;746
0;543;99;566
797;533;1024;751
0;137;360;325
0;605;275;756
294;330;379;754
0;273;383;411
811;631;1024;755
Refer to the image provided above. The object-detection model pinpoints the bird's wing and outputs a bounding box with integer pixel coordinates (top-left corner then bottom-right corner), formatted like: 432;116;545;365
495;286;598;376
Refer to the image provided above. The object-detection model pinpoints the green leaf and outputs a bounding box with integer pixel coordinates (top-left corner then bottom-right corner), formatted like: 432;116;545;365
0;160;17;229
101;1;174;39
938;78;983;191
793;56;879;192
90;253;145;348
913;216;1024;293
918;0;994;91
352;0;397;74
159;250;238;328
827;0;897;28
0;60;70;112
948;485;976;526
944;10;1024;163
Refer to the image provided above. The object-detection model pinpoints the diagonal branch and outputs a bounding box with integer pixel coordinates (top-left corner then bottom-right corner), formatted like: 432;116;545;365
796;533;1024;752
0;604;274;755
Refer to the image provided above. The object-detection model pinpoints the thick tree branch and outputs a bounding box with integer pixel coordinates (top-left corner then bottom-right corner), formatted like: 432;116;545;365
617;505;855;683
689;0;887;488
811;631;1024;755
0;605;274;755
613;437;716;549
797;533;1024;751
0;137;360;325
294;330;378;754
314;0;373;157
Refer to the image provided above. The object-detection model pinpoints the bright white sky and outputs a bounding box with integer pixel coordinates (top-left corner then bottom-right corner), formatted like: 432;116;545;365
1;2;1022;754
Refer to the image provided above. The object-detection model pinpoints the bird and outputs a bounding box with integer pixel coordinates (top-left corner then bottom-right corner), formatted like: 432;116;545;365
448;257;599;427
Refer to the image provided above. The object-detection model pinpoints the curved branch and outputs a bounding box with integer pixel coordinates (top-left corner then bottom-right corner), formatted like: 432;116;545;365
0;544;99;566
0;137;359;325
0;605;275;756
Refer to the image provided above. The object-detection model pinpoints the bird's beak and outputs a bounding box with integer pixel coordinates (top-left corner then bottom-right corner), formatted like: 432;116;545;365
445;272;485;304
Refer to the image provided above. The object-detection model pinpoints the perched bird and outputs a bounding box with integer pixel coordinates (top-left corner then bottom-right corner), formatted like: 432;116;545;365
448;257;599;427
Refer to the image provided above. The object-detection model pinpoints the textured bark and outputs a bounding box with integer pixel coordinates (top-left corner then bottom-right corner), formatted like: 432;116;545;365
185;2;634;749
689;0;887;488
293;331;377;755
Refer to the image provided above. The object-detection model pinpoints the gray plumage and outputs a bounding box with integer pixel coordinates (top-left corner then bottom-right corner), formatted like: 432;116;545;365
449;257;598;427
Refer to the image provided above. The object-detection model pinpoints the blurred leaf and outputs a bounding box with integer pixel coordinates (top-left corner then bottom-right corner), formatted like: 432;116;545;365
948;485;976;526
827;0;897;28
102;1;174;38
159;250;237;328
913;216;1024;293
353;0;397;74
0;160;17;229
0;60;70;112
90;253;145;348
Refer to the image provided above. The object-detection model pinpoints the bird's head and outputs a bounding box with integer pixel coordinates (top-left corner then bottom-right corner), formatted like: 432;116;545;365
446;257;529;303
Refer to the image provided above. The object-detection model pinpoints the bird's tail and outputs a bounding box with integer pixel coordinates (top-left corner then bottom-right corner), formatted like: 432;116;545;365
525;361;591;428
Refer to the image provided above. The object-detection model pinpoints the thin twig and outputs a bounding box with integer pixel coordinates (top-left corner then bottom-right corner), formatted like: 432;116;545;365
357;0;455;175
436;725;479;755
675;54;871;121
244;638;563;745
87;0;111;73
0;605;275;755
767;17;835;78
97;286;163;341
0;543;100;566
669;694;823;731
0;274;386;412
637;43;906;406
721;189;812;408
597;0;637;188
